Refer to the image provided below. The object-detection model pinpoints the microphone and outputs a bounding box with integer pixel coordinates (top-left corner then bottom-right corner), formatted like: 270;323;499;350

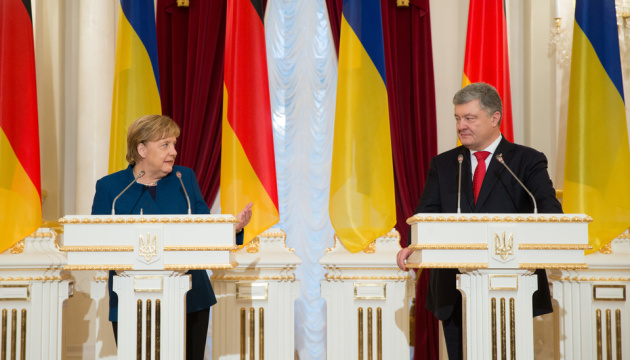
495;155;538;214
176;171;192;215
457;154;463;214
112;171;145;215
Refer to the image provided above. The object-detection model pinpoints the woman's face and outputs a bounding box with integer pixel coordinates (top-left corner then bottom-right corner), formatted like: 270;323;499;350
137;136;177;178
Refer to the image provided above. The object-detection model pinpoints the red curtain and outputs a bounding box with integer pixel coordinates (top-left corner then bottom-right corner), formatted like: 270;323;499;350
156;0;227;205
326;0;439;358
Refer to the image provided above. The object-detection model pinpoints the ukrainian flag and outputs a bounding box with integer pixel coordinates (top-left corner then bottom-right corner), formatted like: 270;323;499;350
329;0;395;253
109;0;162;173
564;0;630;253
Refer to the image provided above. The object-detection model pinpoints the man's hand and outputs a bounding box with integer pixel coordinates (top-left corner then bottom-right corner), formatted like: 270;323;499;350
396;247;414;271
235;202;253;233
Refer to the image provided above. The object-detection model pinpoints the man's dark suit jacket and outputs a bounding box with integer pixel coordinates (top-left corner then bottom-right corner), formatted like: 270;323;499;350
412;136;562;321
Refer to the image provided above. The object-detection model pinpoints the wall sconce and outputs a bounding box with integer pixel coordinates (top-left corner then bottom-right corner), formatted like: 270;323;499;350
549;17;571;68
617;1;630;70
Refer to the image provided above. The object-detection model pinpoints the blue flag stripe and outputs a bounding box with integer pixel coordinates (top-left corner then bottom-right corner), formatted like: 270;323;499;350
342;0;387;84
575;0;624;101
120;0;160;93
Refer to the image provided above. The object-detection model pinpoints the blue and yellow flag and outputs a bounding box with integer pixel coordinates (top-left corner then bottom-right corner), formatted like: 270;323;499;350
564;0;630;253
329;0;395;253
109;0;162;173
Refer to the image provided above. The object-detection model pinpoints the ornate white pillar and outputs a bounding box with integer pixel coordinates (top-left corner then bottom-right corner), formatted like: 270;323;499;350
75;0;116;214
211;230;302;359
551;235;630;360
320;231;414;360
0;229;72;360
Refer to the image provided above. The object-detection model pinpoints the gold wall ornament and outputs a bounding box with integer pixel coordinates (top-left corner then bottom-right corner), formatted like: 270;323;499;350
358;308;364;360
138;232;158;262
596;309;602;360
1;309;6;359
517;243;591;250
326;235;339;253
245;238;260;253
9;240;25;254
61;246;134;252
491;298;497;360
362;241;376;254
519;263;588;270
396;0;409;7
249;308;255;360
164;262;239;270
177;0;189;7
599;242;613;254
494;232;513;261
163;245;239;251
409;243;487;250
259;308;264;360
240;308;246;360
616;310;621;360
406;262;488;269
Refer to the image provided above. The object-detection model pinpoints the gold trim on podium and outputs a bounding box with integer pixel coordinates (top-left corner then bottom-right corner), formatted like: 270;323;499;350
408;243;488;250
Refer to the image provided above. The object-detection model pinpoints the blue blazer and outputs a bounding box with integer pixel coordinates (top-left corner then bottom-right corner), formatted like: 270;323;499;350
412;137;562;321
91;165;243;321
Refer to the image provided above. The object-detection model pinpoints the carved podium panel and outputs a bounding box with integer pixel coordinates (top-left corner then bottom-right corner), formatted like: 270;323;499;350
406;213;591;360
60;215;239;360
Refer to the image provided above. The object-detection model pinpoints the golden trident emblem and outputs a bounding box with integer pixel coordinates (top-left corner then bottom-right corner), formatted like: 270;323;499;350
494;231;514;261
139;232;158;262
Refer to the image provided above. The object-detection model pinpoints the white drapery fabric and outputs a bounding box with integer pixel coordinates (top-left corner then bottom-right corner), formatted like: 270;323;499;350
265;0;337;358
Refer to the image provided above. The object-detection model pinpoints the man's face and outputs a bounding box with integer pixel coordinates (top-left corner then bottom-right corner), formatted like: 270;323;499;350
455;99;501;150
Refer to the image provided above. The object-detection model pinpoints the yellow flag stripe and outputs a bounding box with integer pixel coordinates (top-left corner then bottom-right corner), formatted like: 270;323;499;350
220;87;279;245
109;4;162;174
564;23;630;253
329;16;396;253
0;129;41;252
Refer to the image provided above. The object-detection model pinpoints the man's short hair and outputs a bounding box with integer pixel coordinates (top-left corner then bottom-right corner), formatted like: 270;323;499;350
453;82;503;125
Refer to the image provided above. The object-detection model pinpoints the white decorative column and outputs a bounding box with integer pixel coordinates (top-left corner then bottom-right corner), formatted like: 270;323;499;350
320;231;414;360
551;234;630;360
211;230;302;360
0;228;72;360
75;0;116;214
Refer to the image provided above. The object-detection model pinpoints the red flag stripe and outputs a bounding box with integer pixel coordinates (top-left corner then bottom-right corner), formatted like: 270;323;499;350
0;0;41;195
224;0;278;208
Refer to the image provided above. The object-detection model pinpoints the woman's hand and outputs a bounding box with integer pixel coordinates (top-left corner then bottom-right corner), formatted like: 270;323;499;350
235;202;253;233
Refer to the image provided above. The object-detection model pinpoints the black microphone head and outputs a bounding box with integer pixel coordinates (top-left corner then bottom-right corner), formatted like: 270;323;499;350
176;171;182;178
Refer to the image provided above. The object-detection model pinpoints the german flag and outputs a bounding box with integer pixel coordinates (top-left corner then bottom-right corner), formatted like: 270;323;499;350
221;0;279;245
0;0;41;253
462;0;513;141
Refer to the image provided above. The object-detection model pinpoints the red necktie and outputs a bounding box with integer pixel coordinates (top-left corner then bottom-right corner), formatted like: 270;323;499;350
473;151;490;204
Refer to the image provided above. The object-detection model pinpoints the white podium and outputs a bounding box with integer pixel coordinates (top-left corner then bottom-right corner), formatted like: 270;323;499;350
210;230;301;360
406;213;591;360
0;228;72;360
320;230;414;360
60;214;239;360
550;234;630;360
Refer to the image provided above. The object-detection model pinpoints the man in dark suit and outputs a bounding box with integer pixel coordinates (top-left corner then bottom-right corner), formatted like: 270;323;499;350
397;82;562;360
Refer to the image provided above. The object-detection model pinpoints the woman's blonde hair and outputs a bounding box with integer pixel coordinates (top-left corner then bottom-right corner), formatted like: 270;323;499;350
126;115;181;165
